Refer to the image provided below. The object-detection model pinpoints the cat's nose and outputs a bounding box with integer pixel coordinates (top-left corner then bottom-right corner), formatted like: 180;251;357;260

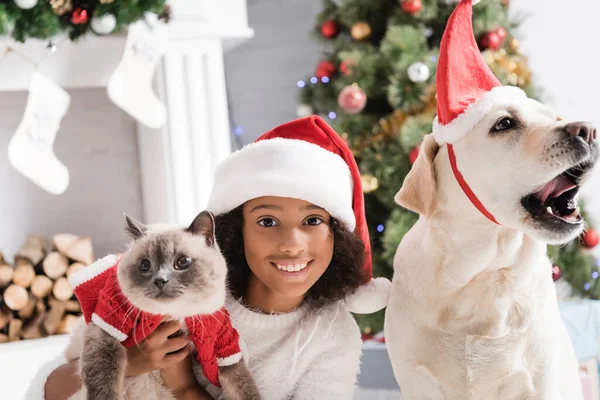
153;277;168;290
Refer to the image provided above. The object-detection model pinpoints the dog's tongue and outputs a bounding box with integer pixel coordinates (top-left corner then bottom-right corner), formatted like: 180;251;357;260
534;174;577;203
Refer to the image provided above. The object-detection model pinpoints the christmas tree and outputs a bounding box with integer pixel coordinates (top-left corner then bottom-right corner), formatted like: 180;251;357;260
298;0;600;335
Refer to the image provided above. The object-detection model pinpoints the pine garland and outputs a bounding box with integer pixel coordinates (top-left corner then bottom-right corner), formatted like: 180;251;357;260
300;0;598;334
0;0;168;42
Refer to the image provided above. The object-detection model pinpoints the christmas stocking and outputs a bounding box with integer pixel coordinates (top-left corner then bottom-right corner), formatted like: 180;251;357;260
107;19;168;129
8;72;70;195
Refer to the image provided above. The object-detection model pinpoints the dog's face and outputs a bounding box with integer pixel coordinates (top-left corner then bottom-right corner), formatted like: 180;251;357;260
397;98;598;245
454;98;598;243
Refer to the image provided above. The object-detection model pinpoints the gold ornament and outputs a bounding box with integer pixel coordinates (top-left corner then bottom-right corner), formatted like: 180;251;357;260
50;0;72;16
510;38;520;53
507;73;519;86
341;132;349;141
351;21;372;41
361;174;379;193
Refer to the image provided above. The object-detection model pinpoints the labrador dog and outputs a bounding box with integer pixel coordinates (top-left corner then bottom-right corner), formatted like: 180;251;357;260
384;98;598;399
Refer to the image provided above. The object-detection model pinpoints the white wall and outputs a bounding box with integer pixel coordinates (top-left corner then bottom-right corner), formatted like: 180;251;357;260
513;0;600;256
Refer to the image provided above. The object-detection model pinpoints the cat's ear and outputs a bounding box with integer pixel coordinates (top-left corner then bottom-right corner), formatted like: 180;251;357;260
124;213;147;241
187;211;216;247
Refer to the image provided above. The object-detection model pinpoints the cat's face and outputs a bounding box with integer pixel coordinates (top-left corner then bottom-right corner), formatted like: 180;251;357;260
116;211;227;318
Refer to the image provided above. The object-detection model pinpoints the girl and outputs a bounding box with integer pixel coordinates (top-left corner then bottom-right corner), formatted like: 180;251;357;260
40;115;390;399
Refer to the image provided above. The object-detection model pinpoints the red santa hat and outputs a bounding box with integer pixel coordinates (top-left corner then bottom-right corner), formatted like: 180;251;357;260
432;0;527;145
206;116;390;314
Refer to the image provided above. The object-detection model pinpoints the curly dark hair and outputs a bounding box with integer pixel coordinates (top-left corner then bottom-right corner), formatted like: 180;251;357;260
214;206;367;307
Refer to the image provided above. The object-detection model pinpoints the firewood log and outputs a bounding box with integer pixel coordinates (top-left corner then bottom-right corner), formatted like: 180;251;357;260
57;314;80;335
66;262;86;278
66;236;94;265
12;260;35;288
4;284;29;311
44;301;66;335
0;264;13;288
43;252;69;279
0;308;10;330
21;305;47;340
53;234;79;256
52;277;73;301
30;275;53;299
17;296;37;319
8;317;22;342
15;235;48;265
64;300;81;313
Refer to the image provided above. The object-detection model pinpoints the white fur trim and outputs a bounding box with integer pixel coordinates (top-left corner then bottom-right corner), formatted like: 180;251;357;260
24;354;68;400
344;277;392;314
217;352;242;367
206;138;356;231
472;0;481;5
432;86;527;145
68;254;118;289
91;313;128;342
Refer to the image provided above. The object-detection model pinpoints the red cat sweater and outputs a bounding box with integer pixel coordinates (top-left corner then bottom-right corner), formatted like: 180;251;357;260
68;254;242;387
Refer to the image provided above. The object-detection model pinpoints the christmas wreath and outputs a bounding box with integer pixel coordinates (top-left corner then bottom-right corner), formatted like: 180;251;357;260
0;0;169;42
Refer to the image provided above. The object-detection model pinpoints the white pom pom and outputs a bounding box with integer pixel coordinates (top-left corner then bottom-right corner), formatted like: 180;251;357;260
344;277;392;314
472;0;482;4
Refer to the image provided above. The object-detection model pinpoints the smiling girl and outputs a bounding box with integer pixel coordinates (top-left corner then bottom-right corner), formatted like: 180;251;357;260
40;116;390;400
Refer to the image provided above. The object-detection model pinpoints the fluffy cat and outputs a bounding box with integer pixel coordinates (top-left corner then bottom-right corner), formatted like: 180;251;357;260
65;211;260;400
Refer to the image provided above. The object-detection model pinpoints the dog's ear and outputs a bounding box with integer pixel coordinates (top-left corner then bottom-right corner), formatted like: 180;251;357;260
395;134;439;217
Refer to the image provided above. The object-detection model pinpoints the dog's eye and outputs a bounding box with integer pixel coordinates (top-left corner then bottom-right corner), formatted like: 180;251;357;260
492;117;516;132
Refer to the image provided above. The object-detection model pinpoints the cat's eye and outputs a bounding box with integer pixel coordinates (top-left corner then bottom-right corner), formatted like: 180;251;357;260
138;259;152;273
492;117;516;132
175;255;192;270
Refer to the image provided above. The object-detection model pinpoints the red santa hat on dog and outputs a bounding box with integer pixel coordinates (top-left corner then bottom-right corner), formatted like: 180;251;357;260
206;116;390;314
432;0;527;145
432;0;528;225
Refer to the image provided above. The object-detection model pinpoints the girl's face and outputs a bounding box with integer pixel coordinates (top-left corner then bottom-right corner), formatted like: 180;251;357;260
242;196;334;299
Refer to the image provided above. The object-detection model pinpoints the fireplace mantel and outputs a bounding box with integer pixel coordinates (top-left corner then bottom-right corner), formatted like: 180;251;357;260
0;0;254;226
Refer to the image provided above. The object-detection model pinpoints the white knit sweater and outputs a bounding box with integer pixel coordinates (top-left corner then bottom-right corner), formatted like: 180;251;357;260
196;296;363;400
26;296;362;400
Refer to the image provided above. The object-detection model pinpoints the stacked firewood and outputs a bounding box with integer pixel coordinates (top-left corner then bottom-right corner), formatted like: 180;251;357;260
0;234;94;343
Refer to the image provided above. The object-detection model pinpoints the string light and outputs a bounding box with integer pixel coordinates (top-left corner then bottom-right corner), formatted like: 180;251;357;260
233;126;244;137
593;271;599;279
584;282;591;291
377;224;385;233
310;77;318;84
297;80;306;88
328;111;336;119
430;55;437;62
596;259;600;267
321;76;330;83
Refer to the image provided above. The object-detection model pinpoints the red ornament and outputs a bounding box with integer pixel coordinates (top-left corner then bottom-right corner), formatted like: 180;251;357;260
338;84;367;114
479;31;502;50
409;145;420;165
401;0;422;15
315;60;336;79
496;27;507;41
340;60;354;76
71;8;88;25
376;335;386;344
321;20;339;39
552;265;561;281
582;229;599;249
361;332;374;341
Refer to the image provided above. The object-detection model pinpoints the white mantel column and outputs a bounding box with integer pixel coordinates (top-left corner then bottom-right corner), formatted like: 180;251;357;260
137;38;236;225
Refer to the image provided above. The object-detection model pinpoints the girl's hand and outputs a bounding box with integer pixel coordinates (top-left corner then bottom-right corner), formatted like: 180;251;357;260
160;352;198;395
125;319;191;377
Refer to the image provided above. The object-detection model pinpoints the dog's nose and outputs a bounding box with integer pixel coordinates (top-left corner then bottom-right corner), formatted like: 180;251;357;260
153;277;168;289
564;122;597;144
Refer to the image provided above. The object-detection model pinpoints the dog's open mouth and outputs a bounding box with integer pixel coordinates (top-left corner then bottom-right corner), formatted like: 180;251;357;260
521;164;589;225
